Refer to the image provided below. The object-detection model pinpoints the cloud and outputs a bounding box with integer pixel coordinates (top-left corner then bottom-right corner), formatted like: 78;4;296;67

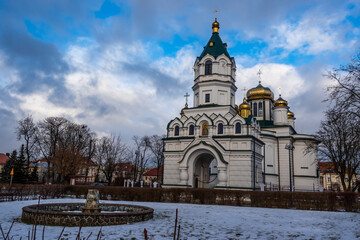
236;63;307;100
268;7;359;56
236;62;330;134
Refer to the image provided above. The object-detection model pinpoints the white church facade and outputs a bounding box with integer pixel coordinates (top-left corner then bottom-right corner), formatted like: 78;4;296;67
162;19;319;191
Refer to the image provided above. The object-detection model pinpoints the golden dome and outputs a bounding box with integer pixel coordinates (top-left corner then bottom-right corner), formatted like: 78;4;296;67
239;98;251;118
288;110;295;119
274;95;288;107
246;83;274;101
212;18;220;33
239;98;251;110
180;103;188;117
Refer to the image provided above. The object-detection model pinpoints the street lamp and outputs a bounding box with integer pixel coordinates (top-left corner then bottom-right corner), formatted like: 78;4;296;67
285;143;295;191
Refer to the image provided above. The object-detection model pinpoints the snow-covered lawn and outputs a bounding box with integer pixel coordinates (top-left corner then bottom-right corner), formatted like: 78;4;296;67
0;198;359;240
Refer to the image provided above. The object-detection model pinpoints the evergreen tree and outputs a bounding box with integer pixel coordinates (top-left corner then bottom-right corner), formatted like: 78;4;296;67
13;145;28;183
29;164;39;182
0;150;16;183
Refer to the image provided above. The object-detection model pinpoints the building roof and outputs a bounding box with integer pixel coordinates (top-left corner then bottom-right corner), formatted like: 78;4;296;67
0;153;9;165
318;162;336;173
199;20;230;60
143;166;163;177
117;162;133;172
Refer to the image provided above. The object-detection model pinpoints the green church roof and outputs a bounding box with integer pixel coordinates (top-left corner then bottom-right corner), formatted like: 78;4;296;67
199;30;231;60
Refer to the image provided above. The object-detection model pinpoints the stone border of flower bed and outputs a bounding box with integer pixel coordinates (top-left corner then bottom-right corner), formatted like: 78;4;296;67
22;203;154;226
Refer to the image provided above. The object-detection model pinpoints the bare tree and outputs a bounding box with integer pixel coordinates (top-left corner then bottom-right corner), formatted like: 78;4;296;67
326;53;360;117
16;115;38;171
146;135;165;183
131;136;150;182
314;53;360;191
96;135;127;185
51;123;95;183
35;117;69;183
309;109;360;191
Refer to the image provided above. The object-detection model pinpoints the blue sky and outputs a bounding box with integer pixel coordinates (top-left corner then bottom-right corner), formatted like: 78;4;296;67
0;0;359;153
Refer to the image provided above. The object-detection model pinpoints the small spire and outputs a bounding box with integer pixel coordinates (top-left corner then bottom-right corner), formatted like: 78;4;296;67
257;69;262;84
212;17;220;33
278;87;282;96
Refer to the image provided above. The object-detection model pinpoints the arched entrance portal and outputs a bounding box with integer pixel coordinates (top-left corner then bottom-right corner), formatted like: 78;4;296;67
193;153;218;188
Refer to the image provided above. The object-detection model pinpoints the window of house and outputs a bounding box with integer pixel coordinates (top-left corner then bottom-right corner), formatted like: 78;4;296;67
189;125;194;135
174;126;179;136
320;177;324;185
327;176;331;182
253;102;257;117
235;122;241;134
218;123;223;134
202;123;209;136
205;60;212;75
258;102;263;117
205;93;210;103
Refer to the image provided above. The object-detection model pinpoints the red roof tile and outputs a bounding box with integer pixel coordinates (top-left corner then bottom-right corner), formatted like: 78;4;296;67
318;162;335;173
0;153;9;165
117;162;133;172
143;166;163;177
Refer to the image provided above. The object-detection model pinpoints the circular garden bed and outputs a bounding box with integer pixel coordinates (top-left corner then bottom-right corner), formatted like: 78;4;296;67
22;203;153;226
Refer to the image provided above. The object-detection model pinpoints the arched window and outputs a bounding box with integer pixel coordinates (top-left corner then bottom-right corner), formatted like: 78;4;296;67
174;126;180;136
205;60;212;75
189;125;194;135
218;123;223;134
235;122;241;134
258;102;263;117
253;102;258;117
202;122;209;136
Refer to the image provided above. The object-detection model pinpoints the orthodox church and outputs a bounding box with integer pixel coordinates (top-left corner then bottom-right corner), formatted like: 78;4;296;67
162;19;319;191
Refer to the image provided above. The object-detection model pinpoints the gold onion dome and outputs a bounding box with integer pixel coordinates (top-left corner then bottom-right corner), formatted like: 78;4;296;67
274;95;288;107
288;110;295;119
212;18;220;33
246;83;274;101
239;98;251;118
180;103;188;117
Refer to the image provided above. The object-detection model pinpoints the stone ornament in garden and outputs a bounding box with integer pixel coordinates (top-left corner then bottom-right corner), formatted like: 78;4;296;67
83;189;101;213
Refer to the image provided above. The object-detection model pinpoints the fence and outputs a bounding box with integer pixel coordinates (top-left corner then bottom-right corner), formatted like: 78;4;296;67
0;184;359;212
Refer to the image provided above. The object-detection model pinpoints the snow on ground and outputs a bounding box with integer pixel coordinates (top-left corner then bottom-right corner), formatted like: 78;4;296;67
0;198;359;240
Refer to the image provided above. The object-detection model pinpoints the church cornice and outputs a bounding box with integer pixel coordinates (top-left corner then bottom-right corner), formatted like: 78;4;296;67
193;74;236;82
213;135;265;145
192;80;237;91
163;136;195;141
294;174;319;178
261;124;297;134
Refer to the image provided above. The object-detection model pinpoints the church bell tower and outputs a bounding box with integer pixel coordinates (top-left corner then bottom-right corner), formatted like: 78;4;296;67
192;19;237;108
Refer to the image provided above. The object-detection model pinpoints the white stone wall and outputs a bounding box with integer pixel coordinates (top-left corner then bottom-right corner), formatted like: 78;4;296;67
273;106;288;125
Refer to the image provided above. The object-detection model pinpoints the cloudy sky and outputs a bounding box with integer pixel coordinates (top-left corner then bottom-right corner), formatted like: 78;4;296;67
0;0;359;153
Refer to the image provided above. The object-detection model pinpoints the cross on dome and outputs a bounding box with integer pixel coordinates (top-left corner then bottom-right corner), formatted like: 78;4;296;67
241;87;247;98
184;92;190;108
257;69;262;84
214;8;219;18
